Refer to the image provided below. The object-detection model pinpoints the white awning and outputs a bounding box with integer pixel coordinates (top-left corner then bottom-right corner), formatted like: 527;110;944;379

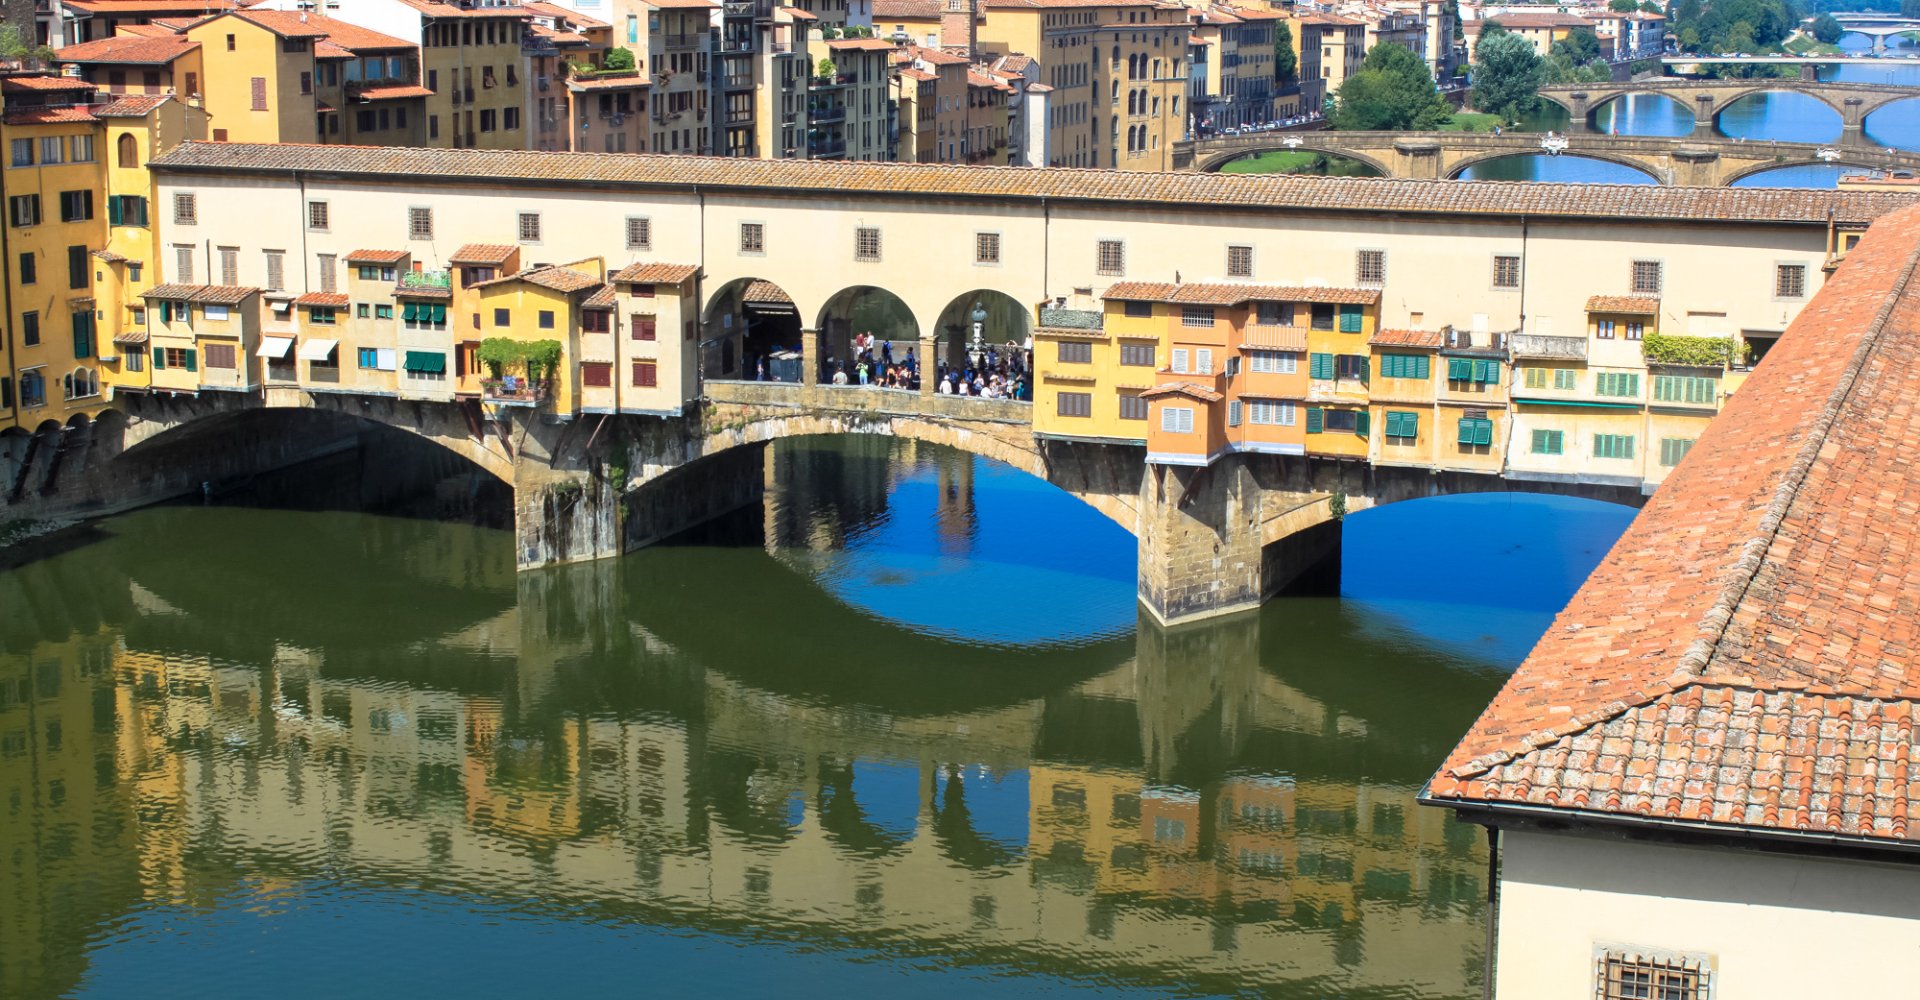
296;338;338;361
256;336;295;359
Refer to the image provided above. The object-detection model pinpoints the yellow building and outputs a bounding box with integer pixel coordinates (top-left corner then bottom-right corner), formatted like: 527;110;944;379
1290;12;1363;114
412;0;536;150
1304;288;1379;460
470;258;611;417
181;11;329;144
1367;328;1438;469
1030;300;1154;445
139;283;262;394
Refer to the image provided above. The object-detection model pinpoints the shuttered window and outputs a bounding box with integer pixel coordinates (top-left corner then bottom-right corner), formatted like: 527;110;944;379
1227;400;1243;427
264;250;284;290
1159;406;1193;433
1379;353;1429;380
631;360;657;387
1248;351;1296;374
1530;429;1563;455
1306;407;1324;433
1524;366;1547;389
1651;374;1715;405
581;362;612;387
1594;371;1641;397
1057;341;1092;363
1593;433;1635;460
250;76;268;111
1057;391;1092;417
1117;394;1148;420
1554;368;1577;390
1119;343;1154;366
1171;348;1190;374
1309;352;1334;380
1337;305;1363;333
1384;411;1418;439
1660;437;1696;467
631;314;657;340
1457;417;1494;446
1248;400;1294;425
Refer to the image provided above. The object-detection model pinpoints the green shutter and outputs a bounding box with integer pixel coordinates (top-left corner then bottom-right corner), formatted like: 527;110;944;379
1310;353;1333;380
1555;368;1575;390
108;197;123;226
183;348;197;372
1413;355;1429;380
1306;407;1324;434
1448;357;1469;381
1626;373;1639;397
1338;305;1362;333
402;303;419;322
152;346;165;369
1474;359;1498;383
1476;419;1493;446
430;304;447;323
1354;409;1370;437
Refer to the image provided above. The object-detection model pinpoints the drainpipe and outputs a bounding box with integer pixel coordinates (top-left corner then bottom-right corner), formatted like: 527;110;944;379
1483;825;1500;1000
0;159;17;429
1040;195;1050;312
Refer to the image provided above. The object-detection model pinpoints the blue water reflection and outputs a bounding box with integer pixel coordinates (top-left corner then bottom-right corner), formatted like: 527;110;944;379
1455;154;1660;184
1593;92;1694;137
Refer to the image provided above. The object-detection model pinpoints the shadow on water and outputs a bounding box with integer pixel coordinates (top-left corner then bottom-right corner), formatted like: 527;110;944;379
0;437;1635;1000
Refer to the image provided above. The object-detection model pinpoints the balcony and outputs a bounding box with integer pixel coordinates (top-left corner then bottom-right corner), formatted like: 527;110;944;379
663;32;700;50
809;105;845;123
1510;333;1589;362
724;74;756;90
401;269;451;290
482;378;548;406
808;139;846;158
1239;323;1310;351
719;37;756;53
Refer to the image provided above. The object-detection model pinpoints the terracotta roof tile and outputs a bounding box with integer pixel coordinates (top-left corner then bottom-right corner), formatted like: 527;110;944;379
61;0;235;12
1142;381;1223;402
1427;205;1920;846
356;84;435;99
347;249;410;263
1103;280;1380;306
4;106;99;124
229;9;333;37
1587;294;1660;314
0;75;95;91
95;94;173;116
827;37;897;50
611;262;699;283
295;292;349;306
474;264;602;294
743;280;793;304
1370;328;1444;348
393;283;452;299
874;0;940;16
52;33;199;64
449;243;517;265
582;284;617;309
143;282;259;304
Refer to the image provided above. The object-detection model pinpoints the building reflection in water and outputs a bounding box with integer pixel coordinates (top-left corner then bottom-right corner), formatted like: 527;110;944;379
0;442;1492;1000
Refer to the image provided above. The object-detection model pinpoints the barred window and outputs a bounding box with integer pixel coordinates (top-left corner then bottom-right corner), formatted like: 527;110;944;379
1096;239;1124;276
1775;263;1805;298
854;226;881;262
1631;259;1663;295
1057;391;1092;417
1356;249;1385;285
1181;306;1215;328
1226;244;1253;278
1119;343;1155;366
976;231;1001;264
626;216;652;250
408;206;433;240
1118;393;1148;420
1492;254;1520;289
1057;341;1092;363
307;200;329;230
518;212;541;243
1598;952;1710;1000
173;192;197;225
740;222;765;254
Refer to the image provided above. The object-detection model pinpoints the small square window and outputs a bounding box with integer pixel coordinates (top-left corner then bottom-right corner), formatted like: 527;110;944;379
173;192;197;225
518;212;541;244
1492;254;1520;289
854;226;881;262
493;308;510;327
409;206;433;241
1356;249;1385;285
740;222;765;254
1096;239;1124;276
1597;950;1709;1000
626;216;652;250
307;200;329;230
1631;259;1663;295
976;231;1001;265
1226;244;1252;278
1775;263;1805;299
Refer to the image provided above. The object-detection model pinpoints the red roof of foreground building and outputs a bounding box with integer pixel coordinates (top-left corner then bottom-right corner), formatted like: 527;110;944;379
1426;205;1920;846
54;33;200;64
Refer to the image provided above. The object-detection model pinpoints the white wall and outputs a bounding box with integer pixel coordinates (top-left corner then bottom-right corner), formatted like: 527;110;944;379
1496;828;1920;999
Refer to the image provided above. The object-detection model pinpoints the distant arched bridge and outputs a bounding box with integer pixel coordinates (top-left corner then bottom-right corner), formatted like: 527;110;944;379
1537;79;1920;136
1172;130;1920;185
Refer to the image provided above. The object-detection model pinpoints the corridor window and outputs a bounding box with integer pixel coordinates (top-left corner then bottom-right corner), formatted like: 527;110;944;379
1181;306;1215;328
308;200;329;231
975;231;1002;265
1057;391;1092;417
1096;239;1124;276
1226;244;1253;278
173;192;197;225
408;206;433;241
1057;341;1092;363
854;226;881;262
518;212;541;244
740;221;765;254
1631;259;1663;295
1120;343;1154;366
1118;393;1148;420
1492;254;1520;289
1775;263;1806;299
1160;406;1193;433
626;216;652;250
1355;248;1384;285
1598;950;1710;1000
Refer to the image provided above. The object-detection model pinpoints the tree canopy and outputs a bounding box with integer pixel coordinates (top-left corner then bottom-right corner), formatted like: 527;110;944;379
1545;27;1611;83
1330;42;1453;130
602;46;635;71
1609;0;1639;11
1810;13;1844;42
1470;28;1545;120
1273;21;1298;85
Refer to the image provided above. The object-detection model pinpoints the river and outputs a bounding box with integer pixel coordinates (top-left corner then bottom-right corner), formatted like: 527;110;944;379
1460;35;1920;184
0;436;1635;999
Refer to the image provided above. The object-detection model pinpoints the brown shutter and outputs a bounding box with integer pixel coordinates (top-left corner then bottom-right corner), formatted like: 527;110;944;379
251;77;267;111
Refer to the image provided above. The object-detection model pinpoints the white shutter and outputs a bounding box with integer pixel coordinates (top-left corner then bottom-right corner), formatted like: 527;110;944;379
1171;348;1189;374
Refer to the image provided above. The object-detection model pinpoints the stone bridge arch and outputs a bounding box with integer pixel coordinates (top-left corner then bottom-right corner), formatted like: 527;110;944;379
1443;148;1665;183
1193;141;1392;176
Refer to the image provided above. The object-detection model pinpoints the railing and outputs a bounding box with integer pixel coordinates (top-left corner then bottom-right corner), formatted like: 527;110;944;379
663;32;700;49
724;74;755;89
809;106;845;123
482;378;548;404
720;37;756;53
1510;333;1589;361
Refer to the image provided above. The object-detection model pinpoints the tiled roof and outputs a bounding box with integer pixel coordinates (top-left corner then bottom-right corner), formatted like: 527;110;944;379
147;143;1920;227
899;67;937;82
393;283;452;299
913;46;970;66
567;75;649;91
52;33;199;64
523;0;611;26
0;75;95;91
229;10;333;37
91;249;129;263
449;243;517;265
994;54;1033;72
743;280;793;305
112;330;150;346
1482;11;1593;27
95;94;173;116
1142;381;1223;402
874;0;940;16
827;37;897;50
288;12;414;49
1586;294;1660;314
611;262;699;283
346;249;409;263
62;0;236;12
295;292;350;306
1426;205;1920;846
582;285;617;309
396;0;532;18
356;84;436;99
142;283;259;304
780;6;818;18
1370;328;1444;348
474;265;603;293
4;106;98;124
1102;281;1381;306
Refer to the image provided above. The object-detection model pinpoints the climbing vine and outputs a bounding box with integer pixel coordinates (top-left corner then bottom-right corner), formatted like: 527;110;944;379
478;338;564;382
1642;333;1744;368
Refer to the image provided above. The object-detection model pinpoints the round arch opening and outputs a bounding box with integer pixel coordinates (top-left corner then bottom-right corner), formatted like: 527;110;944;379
815;285;919;386
1450;153;1660;184
930;289;1033;373
702;276;802;382
1213;148;1385;177
1585;91;1695;137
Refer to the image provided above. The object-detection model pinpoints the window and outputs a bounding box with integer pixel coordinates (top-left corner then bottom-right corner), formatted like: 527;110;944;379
1249;351;1297;374
69;135;96;161
39;137;63;164
174;244;194;282
1118;393;1148;420
1593;433;1636;460
533;310;553;330
1492;254;1521;289
1530;428;1564;455
1314;408;1363;434
1355;249;1385;285
1248;399;1295;425
1308;352;1334;380
1596;318;1616;339
493;308;511;328
1447;357;1501;384
409;206;433;240
107;195;148;227
125;350;143;372
9;138;30;167
356;304;370;319
317;254;336;293
1660;437;1696;467
1555;368;1577;390
1595;371;1640;397
1227;400;1242;426
1123;300;1152;319
264;250;285;291
9;194;40;227
1652;374;1716;405
67;245;87;289
204;343;236;369
308;306;337;324
1057;341;1092;364
117;133;139;168
1057;391;1092;417
1160;406;1193;433
158;347;194;370
358;347;381;369
518;212;541;243
632;360;658;387
1775;263;1806;299
1378;353;1429;379
1598;953;1709;1000
1631;259;1663;295
976;231;1001;264
1195;349;1214;375
251;76;268;111
173;192;197;225
631;313;657;340
1626;321;1644;341
740;222;765;254
1119;343;1154;366
1226;244;1253;278
582;362;613;387
71;311;95;359
17;252;33;285
1096;239;1124;276
218;246;238;285
626;216;652;250
1457;416;1494;447
579;310;609;334
308;200;329;230
1384;411;1418;439
1181;306;1215;328
21;311;39;346
59;190;94;222
1524;366;1548;389
1334;354;1366;381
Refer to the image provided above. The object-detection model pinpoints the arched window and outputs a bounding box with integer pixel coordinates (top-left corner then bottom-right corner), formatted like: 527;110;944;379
1110;117;1118;141
1111;44;1120;69
1111;79;1119;104
117;133;139;168
1152;96;1160;116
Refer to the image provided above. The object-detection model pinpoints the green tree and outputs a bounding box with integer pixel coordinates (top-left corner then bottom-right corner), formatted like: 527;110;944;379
1609;0;1639;11
1470;28;1545;119
817;57;835;79
1550;27;1602;63
602;46;635;71
1639;0;1662;10
1810;13;1844;42
1330;42;1453;130
1274;21;1299;84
